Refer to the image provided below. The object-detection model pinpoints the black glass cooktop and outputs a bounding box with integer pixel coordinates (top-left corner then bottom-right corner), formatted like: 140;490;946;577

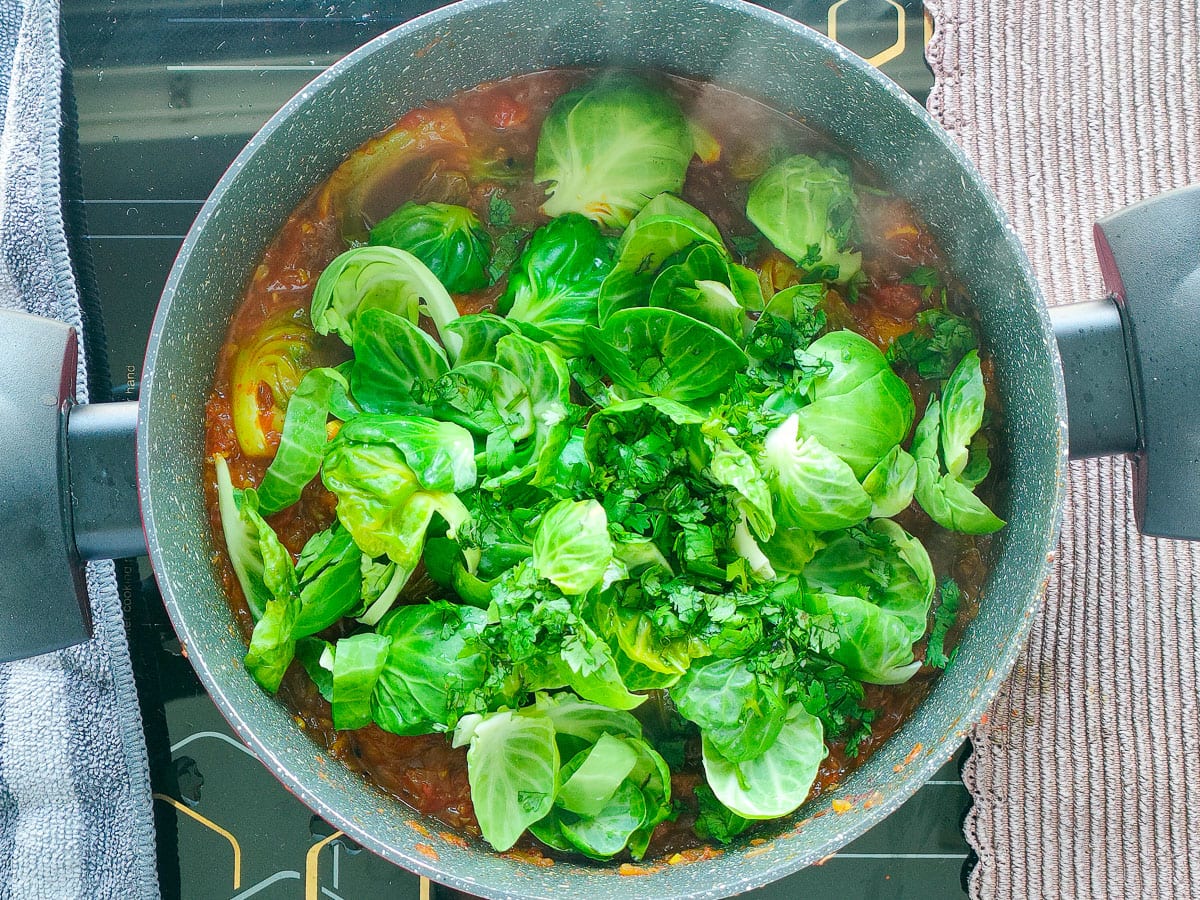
62;2;972;898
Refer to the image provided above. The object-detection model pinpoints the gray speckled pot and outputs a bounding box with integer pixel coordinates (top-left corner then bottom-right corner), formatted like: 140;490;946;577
139;1;1067;896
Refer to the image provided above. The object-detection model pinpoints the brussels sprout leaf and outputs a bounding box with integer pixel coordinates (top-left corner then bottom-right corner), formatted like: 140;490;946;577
369;201;492;293
535;74;693;228
330;632;391;731
701;702;826;819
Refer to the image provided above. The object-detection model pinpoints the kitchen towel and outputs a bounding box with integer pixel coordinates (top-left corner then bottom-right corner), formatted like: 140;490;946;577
0;0;159;897
923;3;1200;897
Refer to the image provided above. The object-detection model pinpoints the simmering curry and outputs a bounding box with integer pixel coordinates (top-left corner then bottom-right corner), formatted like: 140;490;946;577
205;69;1002;861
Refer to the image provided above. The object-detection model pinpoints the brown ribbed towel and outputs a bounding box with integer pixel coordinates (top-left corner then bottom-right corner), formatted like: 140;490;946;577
923;3;1200;897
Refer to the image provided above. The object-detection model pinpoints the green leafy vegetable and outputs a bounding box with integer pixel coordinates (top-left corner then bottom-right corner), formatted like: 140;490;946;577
802;590;920;685
760;414;872;531
730;234;760;258
861;445;918;519
214;454;274;620
321;416;475;623
424;538;497;609
805;519;935;642
887;307;978;381
598;193;726;324
912;352;1005;534
295;637;333;701
372;602;488;734
452;708;560;852
369;201;492;293
674;657;786;763
350;307;449;415
701;701;826;819
487;226;530;284
526;726;672;860
239;493;300;693
624;735;674;857
558;779;646;858
497;213;617;355
292;525;363;637
444;312;519;364
926;578;963;669
531;691;642;747
530;500;614;596
535;74;693;228
648;243;762;339
746;154;861;284
486;192;514;227
792;330;915;479
330;414;476;495
693;784;751;844
557;732;639;817
229;308;315;459
940;349;986;478
474;563;644;712
481;334;573;489
330;632;391;730
256;367;347;515
593;307;749;402
760;525;820;574
310;246;462;360
750;282;826;347
704;428;775;540
435;359;535;447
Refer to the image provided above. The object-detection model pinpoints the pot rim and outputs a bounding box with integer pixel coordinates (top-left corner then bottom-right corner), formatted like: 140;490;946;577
139;0;1069;896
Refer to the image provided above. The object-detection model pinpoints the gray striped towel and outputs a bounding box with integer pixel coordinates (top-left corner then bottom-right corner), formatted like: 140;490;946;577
0;0;159;896
925;2;1200;897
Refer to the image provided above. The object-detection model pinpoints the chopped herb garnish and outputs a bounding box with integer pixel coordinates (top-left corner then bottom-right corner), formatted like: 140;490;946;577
693;784;751;843
887;307;979;381
926;579;963;669
487;192;515;227
731;233;761;257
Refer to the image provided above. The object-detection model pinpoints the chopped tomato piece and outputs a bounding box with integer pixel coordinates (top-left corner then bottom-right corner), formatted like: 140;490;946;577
394;105;469;149
488;93;529;129
867;282;925;320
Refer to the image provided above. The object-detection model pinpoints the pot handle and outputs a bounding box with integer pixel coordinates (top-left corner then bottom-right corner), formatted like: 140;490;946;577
0;309;143;663
1049;182;1200;539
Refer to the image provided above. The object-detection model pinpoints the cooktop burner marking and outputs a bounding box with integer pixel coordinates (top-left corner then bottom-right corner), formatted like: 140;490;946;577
170;730;258;759
153;792;243;889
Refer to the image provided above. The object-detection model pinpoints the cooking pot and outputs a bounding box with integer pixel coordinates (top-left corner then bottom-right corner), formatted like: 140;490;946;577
3;0;1199;896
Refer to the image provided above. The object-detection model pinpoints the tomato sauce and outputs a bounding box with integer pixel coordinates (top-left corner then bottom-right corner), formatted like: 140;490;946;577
204;70;998;860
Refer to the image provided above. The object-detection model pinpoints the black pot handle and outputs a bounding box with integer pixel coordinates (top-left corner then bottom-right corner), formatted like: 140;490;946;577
0;309;142;663
1049;182;1200;539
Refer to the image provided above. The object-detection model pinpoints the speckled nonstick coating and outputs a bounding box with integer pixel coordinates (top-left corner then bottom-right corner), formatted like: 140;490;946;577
138;1;1068;896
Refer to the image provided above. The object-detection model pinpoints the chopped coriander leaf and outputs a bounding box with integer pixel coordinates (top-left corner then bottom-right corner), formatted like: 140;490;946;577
845;268;867;304
693;784;751;843
731;234;761;257
486;230;525;284
795;668;875;756
566;355;621;408
902;265;941;299
746;313;827;378
487;192;515;227
708;375;787;458
887;307;978;381
926;578;963;669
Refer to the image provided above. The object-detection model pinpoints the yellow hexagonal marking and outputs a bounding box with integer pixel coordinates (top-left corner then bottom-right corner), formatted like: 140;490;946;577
828;0;908;68
304;829;345;900
153;792;242;890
